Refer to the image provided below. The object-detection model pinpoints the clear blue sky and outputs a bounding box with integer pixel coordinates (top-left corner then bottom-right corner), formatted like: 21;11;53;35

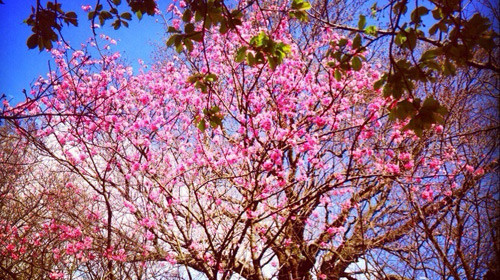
0;0;169;104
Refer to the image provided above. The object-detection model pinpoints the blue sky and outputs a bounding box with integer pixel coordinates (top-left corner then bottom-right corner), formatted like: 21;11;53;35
0;0;169;104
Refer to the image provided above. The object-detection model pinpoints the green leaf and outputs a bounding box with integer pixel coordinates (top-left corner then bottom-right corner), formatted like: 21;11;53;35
197;119;206;132
43;38;53;50
250;32;267;47
166;35;177;47
190;32;203;42
358;15;366;30
121;12;132;20
175;40;183;53
205;73;218;82
281;43;291;54
370;2;378;17
185;23;195;33
352;34;361;49
411;6;429;23
403;96;448;136
393;2;407;15
338;38;348;47
220;20;228;34
289;11;308;22
255;52;265;64
364;25;377;36
100;11;113;20
247;52;256;66
432;8;442;20
210;106;220;113
65;11;78;26
420;48;441;62
136;10;143;20
182;9;192;22
27;34;38;49
268;56;278;70
187;73;202;84
235;46;247;62
405;29;417;50
351;56;362;71
291;0;311;10
334;69;342;81
373;77;385;90
429;24;439;35
389;100;418;120
184;38;193;52
443;60;456;76
112;20;121;30
395;32;406;46
194;10;203;22
478;35;496;51
289;0;311;21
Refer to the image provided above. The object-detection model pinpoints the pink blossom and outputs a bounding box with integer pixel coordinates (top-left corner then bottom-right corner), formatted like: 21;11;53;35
49;271;64;279
314;116;327;127
269;149;283;165
172;19;181;29
124;200;137;213
263;160;274;171
428;158;442;171
403;160;414;170
140;217;157;228
474;167;485;176
421;185;434;202
81;5;92;12
165;253;177;265
385;163;400;175
465;165;474;173
260;116;272;131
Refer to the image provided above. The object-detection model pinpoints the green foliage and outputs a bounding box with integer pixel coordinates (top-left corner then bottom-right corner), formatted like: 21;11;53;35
403;97;448;136
188;72;224;131
360;0;498;136
25;0;155;51
325;36;365;75
358;15;366;30
195;105;224;132
25;2;78;51
166;1;242;53
351;56;362;71
127;0;156;19
364;25;378;36
410;6;429;25
235;32;291;70
388;97;447;137
289;0;312;22
187;73;218;94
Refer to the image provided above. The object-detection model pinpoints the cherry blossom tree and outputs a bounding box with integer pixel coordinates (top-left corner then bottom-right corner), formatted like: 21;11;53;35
1;1;498;280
